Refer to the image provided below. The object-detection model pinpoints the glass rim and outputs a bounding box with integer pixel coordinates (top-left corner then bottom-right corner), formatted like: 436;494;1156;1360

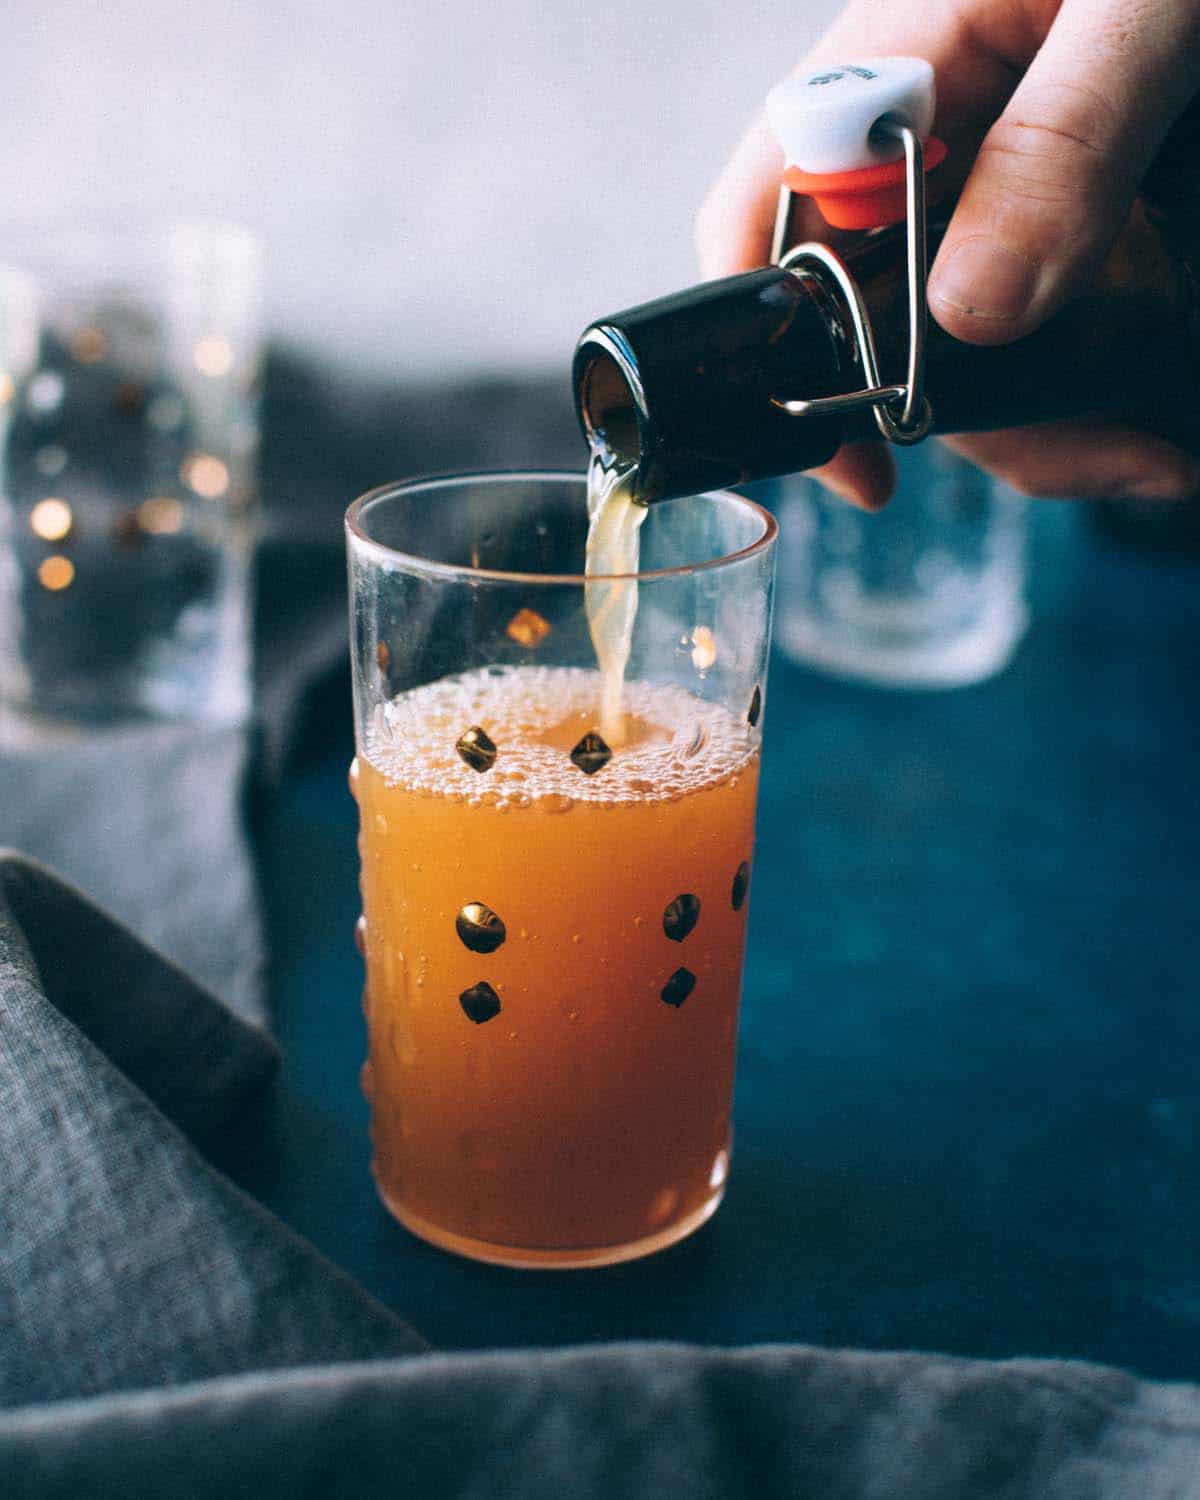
344;469;779;586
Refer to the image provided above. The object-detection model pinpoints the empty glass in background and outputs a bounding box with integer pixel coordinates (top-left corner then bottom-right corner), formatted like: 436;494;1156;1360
0;223;262;731
771;442;1029;688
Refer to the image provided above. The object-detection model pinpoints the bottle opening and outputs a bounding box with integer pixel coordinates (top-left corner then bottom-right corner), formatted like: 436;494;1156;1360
574;330;645;469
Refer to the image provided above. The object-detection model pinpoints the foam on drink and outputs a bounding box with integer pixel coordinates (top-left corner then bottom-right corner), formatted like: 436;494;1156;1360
367;664;753;805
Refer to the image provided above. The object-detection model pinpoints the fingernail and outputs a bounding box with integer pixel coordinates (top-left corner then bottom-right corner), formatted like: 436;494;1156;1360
928;239;1039;324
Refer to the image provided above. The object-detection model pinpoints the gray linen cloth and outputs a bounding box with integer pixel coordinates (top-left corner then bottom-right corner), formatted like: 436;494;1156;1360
4;363;1200;1495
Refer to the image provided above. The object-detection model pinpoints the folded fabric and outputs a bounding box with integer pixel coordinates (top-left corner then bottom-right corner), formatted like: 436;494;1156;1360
0;852;424;1410
0;724;264;1023
4;1343;1200;1498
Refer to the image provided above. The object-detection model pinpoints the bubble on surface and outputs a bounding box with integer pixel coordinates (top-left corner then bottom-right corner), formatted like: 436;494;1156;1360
366;667;755;809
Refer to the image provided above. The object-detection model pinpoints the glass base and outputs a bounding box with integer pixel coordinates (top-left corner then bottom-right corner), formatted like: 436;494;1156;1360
375;1177;726;1270
775;594;1028;689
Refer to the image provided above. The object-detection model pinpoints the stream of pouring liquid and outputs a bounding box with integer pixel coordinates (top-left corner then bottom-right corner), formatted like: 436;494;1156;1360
584;450;647;746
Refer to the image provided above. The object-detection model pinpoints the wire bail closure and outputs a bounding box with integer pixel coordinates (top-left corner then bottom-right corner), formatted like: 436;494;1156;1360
770;119;933;444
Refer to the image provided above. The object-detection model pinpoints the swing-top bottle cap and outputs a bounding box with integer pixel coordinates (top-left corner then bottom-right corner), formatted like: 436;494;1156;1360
767;57;945;228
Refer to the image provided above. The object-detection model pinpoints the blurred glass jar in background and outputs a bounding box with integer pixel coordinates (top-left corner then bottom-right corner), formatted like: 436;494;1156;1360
0;223;261;731
770;442;1028;688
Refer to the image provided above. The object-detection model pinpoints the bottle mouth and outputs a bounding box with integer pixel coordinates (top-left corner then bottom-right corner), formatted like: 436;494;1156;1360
573;326;647;473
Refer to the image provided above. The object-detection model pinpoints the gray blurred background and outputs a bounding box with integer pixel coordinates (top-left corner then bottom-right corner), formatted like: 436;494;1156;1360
1;0;840;378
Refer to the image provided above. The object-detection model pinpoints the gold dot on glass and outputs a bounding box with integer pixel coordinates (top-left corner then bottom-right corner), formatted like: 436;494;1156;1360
570;731;612;775
29;497;73;542
748;684;762;727
661;968;696;1008
115;380;146;415
193;334;235;378
690;625;717;672
663;893;701;943
376;641;390;674
731;861;750;912
456;902;507;954
71;326;107;364
354;915;367;957
0;371;13;405
182;453;230;499
459;980;502;1025
506;607;552;648
456;725;498;773
137;497;185;535
37;555;75;591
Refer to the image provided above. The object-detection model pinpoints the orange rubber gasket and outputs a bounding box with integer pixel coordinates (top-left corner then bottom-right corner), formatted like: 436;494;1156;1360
782;136;948;229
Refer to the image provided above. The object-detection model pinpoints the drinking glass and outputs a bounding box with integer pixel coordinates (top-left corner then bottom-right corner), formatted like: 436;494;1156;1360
346;472;776;1267
772;442;1028;687
0;223;261;729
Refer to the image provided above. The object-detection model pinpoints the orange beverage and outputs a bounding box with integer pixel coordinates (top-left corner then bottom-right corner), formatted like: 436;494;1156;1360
352;665;758;1268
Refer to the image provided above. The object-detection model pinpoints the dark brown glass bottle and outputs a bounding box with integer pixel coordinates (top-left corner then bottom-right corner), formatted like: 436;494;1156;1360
574;119;1200;505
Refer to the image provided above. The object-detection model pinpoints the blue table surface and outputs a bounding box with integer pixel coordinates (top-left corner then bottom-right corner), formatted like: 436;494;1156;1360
253;502;1200;1380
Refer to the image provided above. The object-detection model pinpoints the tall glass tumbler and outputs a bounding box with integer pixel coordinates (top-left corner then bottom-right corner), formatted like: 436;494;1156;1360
346;472;776;1268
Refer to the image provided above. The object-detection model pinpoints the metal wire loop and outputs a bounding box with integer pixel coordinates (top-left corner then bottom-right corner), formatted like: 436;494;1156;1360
770;119;932;444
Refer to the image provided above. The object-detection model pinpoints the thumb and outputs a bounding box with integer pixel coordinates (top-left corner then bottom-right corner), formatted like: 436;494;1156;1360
927;0;1200;346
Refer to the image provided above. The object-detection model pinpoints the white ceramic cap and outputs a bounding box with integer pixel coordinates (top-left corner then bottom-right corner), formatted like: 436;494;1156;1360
766;57;936;175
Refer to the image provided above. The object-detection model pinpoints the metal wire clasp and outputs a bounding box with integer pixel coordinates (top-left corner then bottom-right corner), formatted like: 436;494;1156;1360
769;119;933;444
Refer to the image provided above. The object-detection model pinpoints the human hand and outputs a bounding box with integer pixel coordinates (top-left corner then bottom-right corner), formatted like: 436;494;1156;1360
695;0;1200;507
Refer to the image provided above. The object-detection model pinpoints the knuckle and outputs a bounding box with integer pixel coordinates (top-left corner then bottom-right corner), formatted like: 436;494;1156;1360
983;79;1122;195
